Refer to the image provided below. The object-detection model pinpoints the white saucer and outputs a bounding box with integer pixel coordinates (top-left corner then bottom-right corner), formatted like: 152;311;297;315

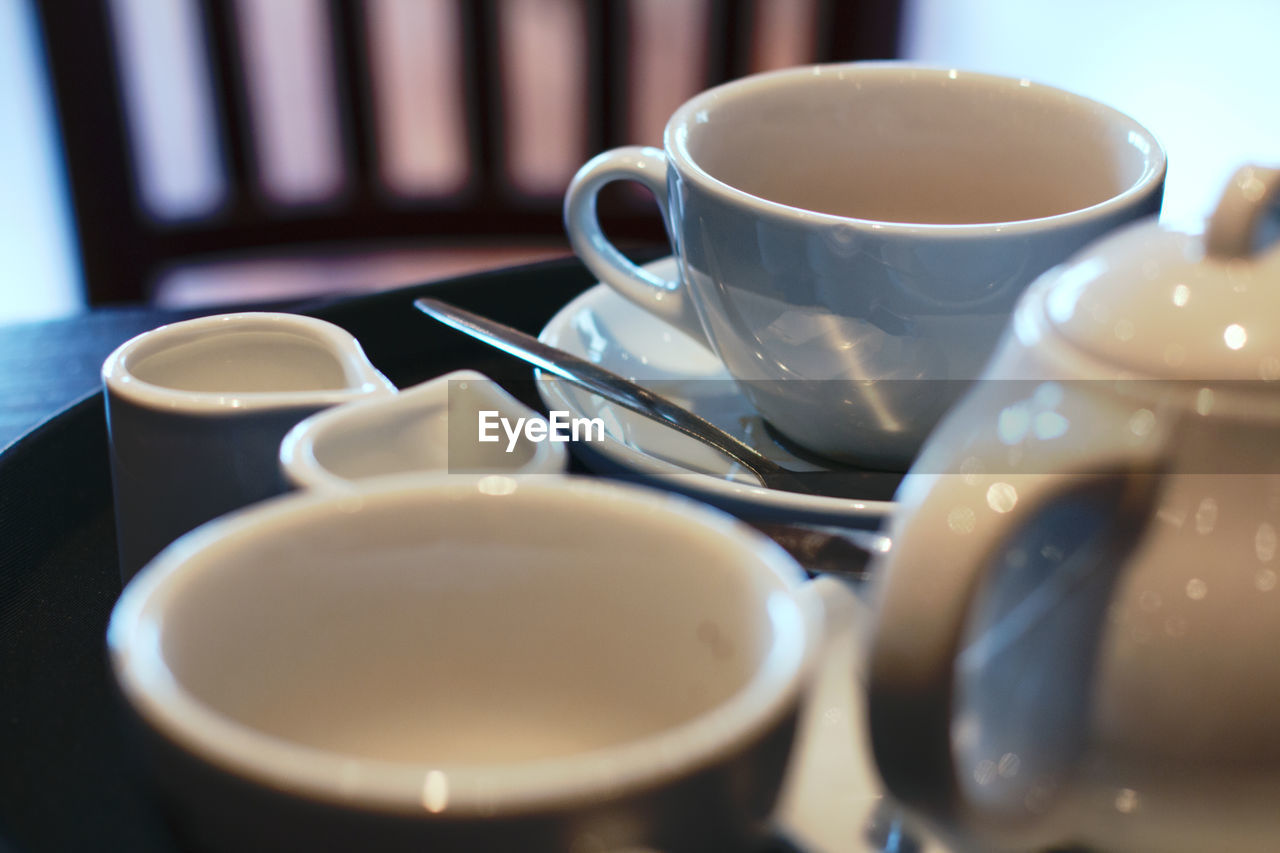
536;258;896;525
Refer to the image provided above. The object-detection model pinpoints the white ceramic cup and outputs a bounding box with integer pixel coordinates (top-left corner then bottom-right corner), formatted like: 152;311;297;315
107;477;824;853
279;369;567;491
564;62;1166;470
102;312;395;582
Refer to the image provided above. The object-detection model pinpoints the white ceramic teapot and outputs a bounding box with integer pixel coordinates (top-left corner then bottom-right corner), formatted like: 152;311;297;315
866;164;1280;853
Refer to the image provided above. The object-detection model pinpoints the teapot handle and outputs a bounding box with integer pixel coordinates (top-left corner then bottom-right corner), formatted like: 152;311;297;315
1205;164;1280;258
865;385;1167;835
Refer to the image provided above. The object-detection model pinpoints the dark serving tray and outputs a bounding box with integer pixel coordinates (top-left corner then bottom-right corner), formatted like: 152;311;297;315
0;258;806;853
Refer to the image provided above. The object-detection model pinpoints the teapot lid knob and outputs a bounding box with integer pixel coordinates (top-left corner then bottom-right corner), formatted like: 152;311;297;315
1036;162;1280;384
1206;164;1280;259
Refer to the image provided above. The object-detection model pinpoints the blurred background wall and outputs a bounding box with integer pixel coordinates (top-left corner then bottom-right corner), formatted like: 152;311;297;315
2;0;1278;323
1;0;85;322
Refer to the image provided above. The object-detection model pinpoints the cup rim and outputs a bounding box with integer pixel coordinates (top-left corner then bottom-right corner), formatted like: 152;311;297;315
102;312;395;413
108;476;821;816
664;61;1167;236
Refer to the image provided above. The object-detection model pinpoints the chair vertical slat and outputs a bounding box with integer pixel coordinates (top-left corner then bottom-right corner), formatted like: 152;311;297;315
196;0;255;210
821;0;904;61
625;0;711;146
583;0;622;154
105;0;227;219
364;0;471;198
327;0;377;205
587;0;656;229
706;0;750;83
749;0;820;71
498;0;589;198
234;0;349;205
704;0;727;84
812;0;834;61
458;0;501;202
32;0;144;302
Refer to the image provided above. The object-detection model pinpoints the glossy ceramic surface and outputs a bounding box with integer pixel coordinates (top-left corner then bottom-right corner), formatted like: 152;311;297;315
565;62;1166;469
1045;163;1280;385
536;259;895;526
279;369;566;491
109;477;824;852
866;165;1280;852
102;312;396;581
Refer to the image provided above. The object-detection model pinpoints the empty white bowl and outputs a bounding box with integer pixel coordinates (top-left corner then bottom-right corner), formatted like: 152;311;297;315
108;477;823;852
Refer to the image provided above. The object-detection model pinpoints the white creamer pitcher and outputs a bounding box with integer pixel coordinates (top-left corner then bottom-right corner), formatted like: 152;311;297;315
103;312;395;581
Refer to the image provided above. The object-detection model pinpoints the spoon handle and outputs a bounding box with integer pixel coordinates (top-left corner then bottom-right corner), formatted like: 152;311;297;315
414;296;892;576
414;297;788;484
746;520;889;581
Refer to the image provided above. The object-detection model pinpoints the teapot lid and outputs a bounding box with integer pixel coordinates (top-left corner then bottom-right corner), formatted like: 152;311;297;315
1041;165;1280;382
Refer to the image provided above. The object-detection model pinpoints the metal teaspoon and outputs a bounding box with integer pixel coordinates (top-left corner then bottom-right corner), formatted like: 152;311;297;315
413;297;900;501
413;297;893;578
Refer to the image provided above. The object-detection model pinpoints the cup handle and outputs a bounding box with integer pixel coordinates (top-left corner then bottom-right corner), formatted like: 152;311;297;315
864;388;1166;834
563;146;710;347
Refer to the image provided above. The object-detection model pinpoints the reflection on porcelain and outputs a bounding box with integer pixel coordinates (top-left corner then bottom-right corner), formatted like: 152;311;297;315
102;312;396;582
866;164;1280;853
107;477;826;852
565;62;1166;469
279;369;566;492
536;261;895;526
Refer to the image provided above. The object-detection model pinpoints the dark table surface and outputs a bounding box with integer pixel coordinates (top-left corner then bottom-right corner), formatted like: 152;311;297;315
0;305;211;451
